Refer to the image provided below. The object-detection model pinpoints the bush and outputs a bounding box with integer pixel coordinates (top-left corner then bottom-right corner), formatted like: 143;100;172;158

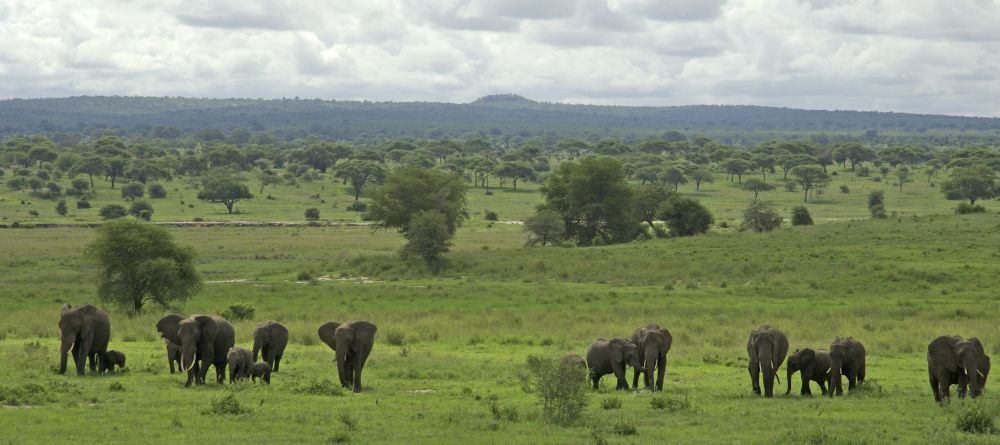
385;330;406;346
956;404;996;434
148;183;167;198
858;166;871;177
76;199;91;209
525;355;588;425
69;178;89;195
400;210;453;264
612;421;637;436
99;204;128;220
484;210;498;221
791;206;814;226
291;379;344;397
658;197;713;237
870;204;887;219
55;200;68;216
956;203;987;214
868;191;886;219
601;397;622;410
839;185;849;194
741;201;783;233
137;210;152;221
204;394;249;415
27;210;39;217
305;207;320;221
46;182;61;194
784;181;797;192
220;303;256;321
346;201;367;212
524;209;565;247
121;182;144;201
7;177;27;190
128;201;154;218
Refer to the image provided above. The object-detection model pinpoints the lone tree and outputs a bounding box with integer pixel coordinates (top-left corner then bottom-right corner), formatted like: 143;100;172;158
741;179;775;201
523;209;565;246
691;167;714;190
197;173;253;214
657;197;714;237
942;166;995;205
86;220;201;316
399;210;452;264
367;167;468;262
790;165;831;202
895;166;910;192
542;157;638;246
333;159;386;201
660;166;687;191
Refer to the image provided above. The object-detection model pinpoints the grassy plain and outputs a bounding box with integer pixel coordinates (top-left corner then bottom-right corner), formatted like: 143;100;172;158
2;203;1000;443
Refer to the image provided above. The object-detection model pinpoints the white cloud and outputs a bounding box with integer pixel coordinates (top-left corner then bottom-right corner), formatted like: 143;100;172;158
0;0;998;115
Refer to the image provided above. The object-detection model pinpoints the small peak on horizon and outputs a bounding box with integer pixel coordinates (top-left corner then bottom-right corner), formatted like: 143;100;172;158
470;94;538;105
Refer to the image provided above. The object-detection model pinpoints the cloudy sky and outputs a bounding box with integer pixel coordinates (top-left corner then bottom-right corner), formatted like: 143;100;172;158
1;0;999;116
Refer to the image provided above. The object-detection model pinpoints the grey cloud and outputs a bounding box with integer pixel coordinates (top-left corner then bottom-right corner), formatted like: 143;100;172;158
175;12;300;31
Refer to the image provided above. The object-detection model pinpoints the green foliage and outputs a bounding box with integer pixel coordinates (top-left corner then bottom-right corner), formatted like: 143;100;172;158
840;185;850;194
291;379;344;397
955;203;987;214
128;201;153;219
147;182;167;198
484;210;498;221
220;303;256;321
346;201;367;212
367;167;468;235
305;207;320;221
400;210;453;264
601;397;622;410
542;157;637;246
523;209;565;247
658;197;713;237
120;182;144;201
790;165;831;202
55;200;67;216
76;199;91;209
385;330;406;346
868;191;887;219
741;201;783;232
333;159;385;201
99;204;127;220
942;166;995;205
955;404;996;434
204;394;249;416
86;219;201;315
791;206;814;226
525;355;588;426
633;184;674;228
741;178;775;200
197;172;253;214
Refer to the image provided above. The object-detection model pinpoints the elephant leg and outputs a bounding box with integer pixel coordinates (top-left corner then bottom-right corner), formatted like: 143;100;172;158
88;352;98;373
818;378;828;395
801;371;812;396
655;354;666;391
353;347;373;393
167;346;175;374
273;355;281;373
590;372;600;390
75;338;92;375
335;351;350;388
749;362;761;395
632;366;640;390
185;368;195;387
612;362;628;390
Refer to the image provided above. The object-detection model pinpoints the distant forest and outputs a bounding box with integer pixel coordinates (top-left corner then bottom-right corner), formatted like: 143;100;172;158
2;95;1000;146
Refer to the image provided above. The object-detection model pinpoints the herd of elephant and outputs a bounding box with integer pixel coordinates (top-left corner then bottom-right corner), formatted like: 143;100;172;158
57;304;990;403
56;304;377;392
576;324;990;404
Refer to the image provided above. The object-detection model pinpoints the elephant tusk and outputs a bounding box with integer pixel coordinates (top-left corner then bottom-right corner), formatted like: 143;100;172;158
979;370;986;378
826;367;831;375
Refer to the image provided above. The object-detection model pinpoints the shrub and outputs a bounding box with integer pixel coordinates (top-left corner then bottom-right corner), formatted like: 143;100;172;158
7;177;27;190
296;271;313;281
36;170;50;180
956;404;996;434
487;400;519;422
109;382;125;392
76;199;91;209
121;182;144;201
525;355;588;425
524;209;565;246
741;201;783;233
868;191;887;219
204;394;248;415
305;207;320;221
385;330;406;346
70;178;89;195
870;204;887;219
291;379;344;397
220;303;256;321
55;200;68;216
601;397;622;410
839;185;849;194
46;182;61;194
956;203;987;214
791;206;814;226
783;181;797;192
484;210;499;221
128;201;154;218
858;166;871;177
658;197;713;237
400;210;452;264
137;210;152;221
346;201;367;212
148;183;167;198
612;421;637;436
27;210;39;217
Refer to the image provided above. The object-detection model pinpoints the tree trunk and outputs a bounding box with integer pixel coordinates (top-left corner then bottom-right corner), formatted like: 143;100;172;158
803;187;809;202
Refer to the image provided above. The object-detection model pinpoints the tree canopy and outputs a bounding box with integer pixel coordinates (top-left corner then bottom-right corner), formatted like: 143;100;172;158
541;157;638;246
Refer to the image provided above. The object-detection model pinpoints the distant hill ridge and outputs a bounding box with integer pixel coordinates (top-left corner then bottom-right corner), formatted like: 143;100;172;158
1;95;998;139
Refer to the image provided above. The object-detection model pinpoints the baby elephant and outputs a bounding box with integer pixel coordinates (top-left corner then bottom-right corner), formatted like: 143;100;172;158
99;350;126;374
250;361;272;384
227;347;253;383
786;348;831;396
586;338;643;390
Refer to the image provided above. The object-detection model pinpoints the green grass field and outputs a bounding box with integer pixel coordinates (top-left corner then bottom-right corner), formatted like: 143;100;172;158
2;201;1000;444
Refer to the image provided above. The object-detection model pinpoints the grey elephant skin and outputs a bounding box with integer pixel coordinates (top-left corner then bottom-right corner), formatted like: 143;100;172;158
252;320;289;372
562;353;586;370
155;314;184;373
586;338;642;390
318;321;377;393
630;324;672;391
747;325;789;398
227;347;253;383
99;350;126;374
786;348;830;396
250;361;272;384
928;335;991;404
829;337;866;397
58;304;111;376
177;315;236;387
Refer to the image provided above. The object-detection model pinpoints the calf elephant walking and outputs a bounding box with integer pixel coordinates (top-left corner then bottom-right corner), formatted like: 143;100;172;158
747;325;789;398
786;348;830;396
252;321;289;372
585;338;643;390
829;337;866;397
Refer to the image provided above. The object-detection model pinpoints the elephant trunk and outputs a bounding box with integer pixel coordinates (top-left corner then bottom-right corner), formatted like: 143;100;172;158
828;359;841;397
180;343;197;373
58;334;75;375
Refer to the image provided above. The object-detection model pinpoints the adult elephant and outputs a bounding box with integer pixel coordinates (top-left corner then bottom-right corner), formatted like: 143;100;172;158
177;315;235;387
155;314;184;373
630;324;672;391
928;335;991;404
252;321;289;372
585;338;643;390
58;304;111;376
829;337;866;397
747;325;789;398
786;348;831;396
318;321;377;393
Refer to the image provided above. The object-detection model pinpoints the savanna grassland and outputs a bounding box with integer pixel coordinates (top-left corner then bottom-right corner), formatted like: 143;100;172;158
2;197;1000;444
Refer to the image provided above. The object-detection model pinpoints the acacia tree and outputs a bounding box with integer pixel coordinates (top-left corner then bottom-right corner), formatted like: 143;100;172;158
541;157;638;246
741;179;775;201
495;161;537;191
197;172;253;213
896;166;910;192
73;156;107;191
660;167;687;192
790;165;831;202
334;159;386;201
691;167;714;191
633;184;674;231
86;219;201;316
523;209;565;246
942;166;995;205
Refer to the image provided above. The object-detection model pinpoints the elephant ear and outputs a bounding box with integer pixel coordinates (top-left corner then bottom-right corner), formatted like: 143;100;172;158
156;314;184;346
318;321;342;351
929;336;959;372
659;328;672;353
610;340;625;364
799;348;816;364
195;315;218;343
